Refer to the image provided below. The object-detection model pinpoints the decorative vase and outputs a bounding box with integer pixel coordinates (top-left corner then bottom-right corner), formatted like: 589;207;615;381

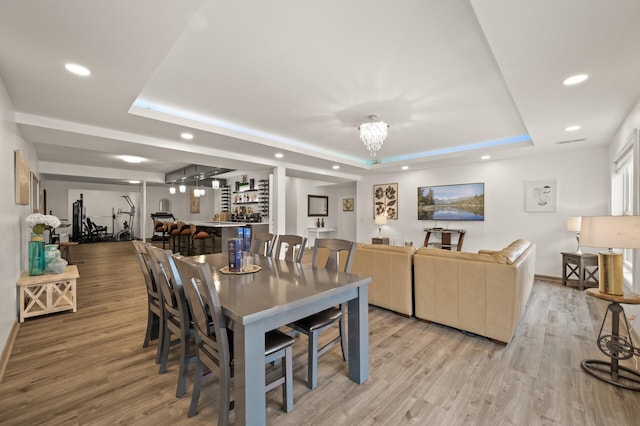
28;233;46;276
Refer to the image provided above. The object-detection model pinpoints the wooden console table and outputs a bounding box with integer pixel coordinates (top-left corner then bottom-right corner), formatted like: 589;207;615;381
581;288;640;391
16;265;79;322
423;228;465;251
562;252;598;291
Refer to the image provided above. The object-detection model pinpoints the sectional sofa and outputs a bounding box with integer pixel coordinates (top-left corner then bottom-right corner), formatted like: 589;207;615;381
350;240;536;344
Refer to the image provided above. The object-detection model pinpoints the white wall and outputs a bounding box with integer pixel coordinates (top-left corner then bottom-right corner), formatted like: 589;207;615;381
0;75;39;352
356;147;610;277
288;177;357;244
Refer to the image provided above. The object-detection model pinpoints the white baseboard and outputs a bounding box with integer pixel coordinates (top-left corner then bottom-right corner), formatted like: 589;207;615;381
0;320;19;383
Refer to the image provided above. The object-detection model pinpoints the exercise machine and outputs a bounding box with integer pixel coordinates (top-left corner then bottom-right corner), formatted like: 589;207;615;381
114;195;136;241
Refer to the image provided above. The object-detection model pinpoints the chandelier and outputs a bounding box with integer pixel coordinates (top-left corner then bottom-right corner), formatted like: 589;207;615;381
359;115;388;157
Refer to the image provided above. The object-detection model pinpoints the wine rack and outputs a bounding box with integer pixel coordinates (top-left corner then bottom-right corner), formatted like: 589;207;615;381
258;179;269;216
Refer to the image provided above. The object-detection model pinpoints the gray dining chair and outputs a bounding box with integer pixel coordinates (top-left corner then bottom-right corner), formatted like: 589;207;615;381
250;231;276;257
174;256;294;423
289;238;357;389
145;245;192;398
274;234;307;262
132;241;163;364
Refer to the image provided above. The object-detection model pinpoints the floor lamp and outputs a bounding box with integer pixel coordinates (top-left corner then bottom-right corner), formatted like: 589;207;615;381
579;215;640;295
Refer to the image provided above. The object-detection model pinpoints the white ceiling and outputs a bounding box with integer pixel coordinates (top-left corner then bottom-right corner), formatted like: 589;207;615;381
1;0;639;185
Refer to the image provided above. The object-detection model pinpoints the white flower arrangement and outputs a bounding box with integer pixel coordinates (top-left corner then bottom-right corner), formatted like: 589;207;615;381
26;213;61;234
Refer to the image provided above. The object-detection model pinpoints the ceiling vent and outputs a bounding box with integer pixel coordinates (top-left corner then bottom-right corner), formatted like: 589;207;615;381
556;138;587;145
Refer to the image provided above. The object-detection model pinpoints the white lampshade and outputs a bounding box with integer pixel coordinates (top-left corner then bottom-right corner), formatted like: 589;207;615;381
374;214;387;226
179;184;186;193
580;216;640;249
566;216;581;232
580;215;640;295
169;186;176;195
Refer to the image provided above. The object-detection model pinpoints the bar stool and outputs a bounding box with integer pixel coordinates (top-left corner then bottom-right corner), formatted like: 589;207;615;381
179;224;197;255
192;230;213;255
170;221;187;252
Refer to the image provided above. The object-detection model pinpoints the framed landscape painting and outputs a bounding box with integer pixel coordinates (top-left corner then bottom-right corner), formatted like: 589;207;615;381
417;182;484;221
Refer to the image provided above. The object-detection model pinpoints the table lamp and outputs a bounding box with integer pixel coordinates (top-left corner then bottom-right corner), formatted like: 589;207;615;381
579;215;640;295
374;213;387;238
566;216;582;253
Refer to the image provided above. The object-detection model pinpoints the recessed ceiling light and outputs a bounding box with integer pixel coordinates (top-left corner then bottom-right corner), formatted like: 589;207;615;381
180;132;194;140
128;180;141;184
64;63;91;76
562;74;588;86
481;155;491;160
402;166;409;170
332;165;340;170
565;125;581;132
275;153;284;159
120;155;144;163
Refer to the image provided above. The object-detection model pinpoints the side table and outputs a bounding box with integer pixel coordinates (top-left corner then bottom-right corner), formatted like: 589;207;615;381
562;252;598;290
16;265;79;322
581;288;640;391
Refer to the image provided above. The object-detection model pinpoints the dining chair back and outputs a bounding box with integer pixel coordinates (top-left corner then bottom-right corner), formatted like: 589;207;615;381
312;238;357;272
250;231;276;257
291;238;357;389
132;241;163;363
174;256;295;421
145;245;192;398
274;234;307;263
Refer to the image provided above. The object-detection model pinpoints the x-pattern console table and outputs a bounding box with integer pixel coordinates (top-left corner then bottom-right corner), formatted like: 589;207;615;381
562;252;598;291
16;265;79;322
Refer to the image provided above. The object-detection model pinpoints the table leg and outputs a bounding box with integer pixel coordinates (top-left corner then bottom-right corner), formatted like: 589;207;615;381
234;321;266;425
347;286;369;384
578;259;585;291
581;302;640;391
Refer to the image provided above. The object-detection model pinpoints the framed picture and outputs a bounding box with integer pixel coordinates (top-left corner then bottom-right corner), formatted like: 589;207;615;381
15;150;29;205
190;190;200;214
373;183;398;219
525;179;557;212
342;198;354;212
418;182;484;221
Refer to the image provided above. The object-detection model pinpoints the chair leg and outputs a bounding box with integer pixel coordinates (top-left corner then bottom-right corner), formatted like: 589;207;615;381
219;366;231;426
308;331;319;390
155;312;164;365
283;345;293;413
159;323;171;374
340;316;348;362
143;308;156;347
176;324;190;397
188;358;203;417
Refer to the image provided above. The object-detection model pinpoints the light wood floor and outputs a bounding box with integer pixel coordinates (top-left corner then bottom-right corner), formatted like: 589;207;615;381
2;241;640;425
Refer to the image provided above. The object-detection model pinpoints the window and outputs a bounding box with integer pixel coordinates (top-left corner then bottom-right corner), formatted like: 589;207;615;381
612;129;639;291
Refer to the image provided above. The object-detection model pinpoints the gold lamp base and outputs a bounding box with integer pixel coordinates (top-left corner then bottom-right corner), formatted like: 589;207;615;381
598;251;624;296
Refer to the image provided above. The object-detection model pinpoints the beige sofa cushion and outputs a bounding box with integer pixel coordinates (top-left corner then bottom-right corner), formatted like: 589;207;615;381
415;246;507;264
351;244;415;316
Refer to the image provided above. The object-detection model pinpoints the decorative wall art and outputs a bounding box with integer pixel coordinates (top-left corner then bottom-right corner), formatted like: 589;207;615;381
15;150;30;205
190;190;200;214
418;182;485;221
373;183;398;219
342;198;354;212
525;179;557;212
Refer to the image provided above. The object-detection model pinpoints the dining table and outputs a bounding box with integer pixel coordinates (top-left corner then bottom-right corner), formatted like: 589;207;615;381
189;252;371;426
